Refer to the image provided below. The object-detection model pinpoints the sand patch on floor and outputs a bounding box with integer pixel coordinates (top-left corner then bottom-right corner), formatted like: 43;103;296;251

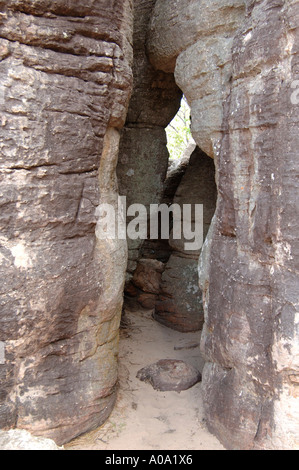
66;307;225;451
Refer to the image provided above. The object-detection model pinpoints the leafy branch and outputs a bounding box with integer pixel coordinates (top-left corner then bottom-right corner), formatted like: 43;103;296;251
166;96;193;161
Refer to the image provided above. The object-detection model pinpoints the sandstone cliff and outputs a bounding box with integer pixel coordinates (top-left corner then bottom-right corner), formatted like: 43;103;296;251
0;0;298;451
0;0;133;445
147;0;299;450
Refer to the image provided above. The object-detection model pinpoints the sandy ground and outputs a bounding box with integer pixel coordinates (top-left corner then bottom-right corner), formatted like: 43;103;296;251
66;306;225;451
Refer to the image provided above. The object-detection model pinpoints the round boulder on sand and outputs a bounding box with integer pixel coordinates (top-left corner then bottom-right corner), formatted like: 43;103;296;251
137;359;202;392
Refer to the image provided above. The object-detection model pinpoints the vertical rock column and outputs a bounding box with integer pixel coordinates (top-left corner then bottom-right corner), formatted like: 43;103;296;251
148;0;299;450
199;0;299;450
117;0;182;284
0;0;133;445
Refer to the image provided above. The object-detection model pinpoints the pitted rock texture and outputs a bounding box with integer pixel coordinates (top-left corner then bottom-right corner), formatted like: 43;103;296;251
137;359;202;392
148;0;299;451
0;0;133;445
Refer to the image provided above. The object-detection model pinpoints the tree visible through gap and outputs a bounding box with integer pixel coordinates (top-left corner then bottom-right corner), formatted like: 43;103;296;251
166;96;193;161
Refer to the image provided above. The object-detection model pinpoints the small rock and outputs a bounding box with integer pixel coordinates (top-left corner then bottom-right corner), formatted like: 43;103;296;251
137;359;202;392
133;259;165;295
0;430;63;450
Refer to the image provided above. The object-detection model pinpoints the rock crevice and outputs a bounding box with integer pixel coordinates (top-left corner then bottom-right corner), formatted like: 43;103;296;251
0;0;298;451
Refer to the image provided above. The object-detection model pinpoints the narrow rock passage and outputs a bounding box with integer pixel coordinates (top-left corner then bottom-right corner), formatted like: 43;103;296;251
66;307;224;451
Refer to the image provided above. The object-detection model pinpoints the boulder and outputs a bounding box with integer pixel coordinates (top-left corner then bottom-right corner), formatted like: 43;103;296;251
137;359;202;392
133;259;164;295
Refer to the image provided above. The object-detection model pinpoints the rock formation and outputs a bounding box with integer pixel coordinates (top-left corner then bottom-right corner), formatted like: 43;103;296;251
148;0;246;158
200;0;299;450
0;0;133;445
0;430;62;450
0;0;298;452
126;151;193;312
155;148;217;332
148;0;299;450
116;0;181;284
137;359;202;392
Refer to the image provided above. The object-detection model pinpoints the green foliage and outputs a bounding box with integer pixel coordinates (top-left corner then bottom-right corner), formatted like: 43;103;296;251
166;96;192;161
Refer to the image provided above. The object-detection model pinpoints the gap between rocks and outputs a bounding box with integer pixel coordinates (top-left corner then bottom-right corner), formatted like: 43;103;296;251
66;306;224;451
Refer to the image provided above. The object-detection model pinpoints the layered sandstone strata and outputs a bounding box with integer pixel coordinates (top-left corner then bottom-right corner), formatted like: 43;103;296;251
0;0;133;445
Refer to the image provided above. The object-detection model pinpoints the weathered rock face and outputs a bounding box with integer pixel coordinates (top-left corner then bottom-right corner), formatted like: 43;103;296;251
0;430;62;450
148;0;246;158
1;0;297;452
200;0;299;450
148;0;299;451
128;258;164;309
117;0;181;284
0;0;133;445
155;149;217;333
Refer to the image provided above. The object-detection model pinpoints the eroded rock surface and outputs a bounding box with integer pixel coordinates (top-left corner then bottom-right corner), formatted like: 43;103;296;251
200;0;299;450
0;0;133;445
148;0;245;158
137;359;202;392
0;430;62;450
155;149;217;333
148;0;299;451
117;0;181;284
